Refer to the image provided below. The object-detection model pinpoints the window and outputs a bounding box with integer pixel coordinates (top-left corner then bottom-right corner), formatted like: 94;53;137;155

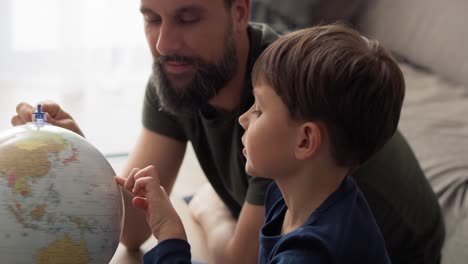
0;0;152;155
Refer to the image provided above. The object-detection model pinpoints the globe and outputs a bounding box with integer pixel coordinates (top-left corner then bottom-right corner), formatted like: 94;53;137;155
0;122;122;263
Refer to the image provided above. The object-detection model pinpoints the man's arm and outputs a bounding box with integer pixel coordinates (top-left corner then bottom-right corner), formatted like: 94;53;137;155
120;128;187;250
215;202;264;264
190;186;264;264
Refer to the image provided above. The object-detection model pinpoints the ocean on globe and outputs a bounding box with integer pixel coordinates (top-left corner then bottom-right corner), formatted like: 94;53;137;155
0;122;122;263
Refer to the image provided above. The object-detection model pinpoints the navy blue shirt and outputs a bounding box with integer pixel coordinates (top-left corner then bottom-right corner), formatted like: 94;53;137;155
259;176;391;264
144;239;191;264
143;176;391;264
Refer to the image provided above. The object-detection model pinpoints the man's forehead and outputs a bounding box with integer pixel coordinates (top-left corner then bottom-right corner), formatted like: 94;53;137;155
140;0;222;13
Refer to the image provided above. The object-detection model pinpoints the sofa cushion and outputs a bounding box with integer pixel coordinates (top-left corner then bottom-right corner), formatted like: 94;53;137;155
356;0;468;87
250;0;366;33
398;63;468;264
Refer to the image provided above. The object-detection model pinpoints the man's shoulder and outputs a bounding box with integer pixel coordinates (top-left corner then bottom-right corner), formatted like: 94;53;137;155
247;22;280;51
244;22;280;79
354;130;426;183
352;130;444;258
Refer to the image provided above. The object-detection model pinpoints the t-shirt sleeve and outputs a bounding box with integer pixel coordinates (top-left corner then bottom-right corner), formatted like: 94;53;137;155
142;79;188;142
245;176;273;206
143;239;192;264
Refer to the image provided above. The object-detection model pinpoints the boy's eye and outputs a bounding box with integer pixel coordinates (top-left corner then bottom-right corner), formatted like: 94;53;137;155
252;109;262;117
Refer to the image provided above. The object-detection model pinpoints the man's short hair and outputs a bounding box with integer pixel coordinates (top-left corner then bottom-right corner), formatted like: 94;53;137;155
252;24;405;167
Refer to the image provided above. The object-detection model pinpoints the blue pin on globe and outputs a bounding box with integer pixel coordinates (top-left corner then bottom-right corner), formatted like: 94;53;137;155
0;104;122;263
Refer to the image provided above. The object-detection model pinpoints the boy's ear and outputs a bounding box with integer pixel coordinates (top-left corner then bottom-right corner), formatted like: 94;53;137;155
295;122;321;160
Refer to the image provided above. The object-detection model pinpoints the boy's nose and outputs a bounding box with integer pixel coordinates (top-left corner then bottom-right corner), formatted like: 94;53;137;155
239;111;248;130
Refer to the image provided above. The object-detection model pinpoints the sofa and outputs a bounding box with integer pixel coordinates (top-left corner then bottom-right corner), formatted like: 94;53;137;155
251;0;468;263
358;2;468;263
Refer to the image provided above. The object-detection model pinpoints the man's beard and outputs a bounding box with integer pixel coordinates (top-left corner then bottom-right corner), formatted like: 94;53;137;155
151;26;238;116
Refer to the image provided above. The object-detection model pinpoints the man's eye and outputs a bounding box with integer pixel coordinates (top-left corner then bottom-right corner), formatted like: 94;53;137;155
144;15;161;24
179;13;200;23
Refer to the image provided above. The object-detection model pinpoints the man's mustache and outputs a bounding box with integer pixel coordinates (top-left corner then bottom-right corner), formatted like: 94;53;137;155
157;54;197;65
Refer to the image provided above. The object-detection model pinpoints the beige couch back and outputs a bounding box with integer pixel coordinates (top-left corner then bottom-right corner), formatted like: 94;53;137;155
357;0;468;87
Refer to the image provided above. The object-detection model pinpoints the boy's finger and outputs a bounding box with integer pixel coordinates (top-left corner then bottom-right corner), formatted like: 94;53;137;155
134;165;161;186
124;168;140;190
132;177;152;196
114;176;126;186
134;166;154;180
132;196;149;210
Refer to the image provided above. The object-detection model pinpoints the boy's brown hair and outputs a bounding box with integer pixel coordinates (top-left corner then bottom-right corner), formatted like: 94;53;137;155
252;24;405;167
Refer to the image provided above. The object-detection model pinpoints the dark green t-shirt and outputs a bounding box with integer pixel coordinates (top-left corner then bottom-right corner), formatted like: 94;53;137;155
142;23;444;263
143;23;278;218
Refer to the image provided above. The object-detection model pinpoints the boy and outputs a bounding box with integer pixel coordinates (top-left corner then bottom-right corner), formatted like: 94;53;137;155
116;23;402;263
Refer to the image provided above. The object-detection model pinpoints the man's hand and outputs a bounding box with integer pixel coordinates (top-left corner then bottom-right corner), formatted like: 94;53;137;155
115;166;187;242
11;101;84;137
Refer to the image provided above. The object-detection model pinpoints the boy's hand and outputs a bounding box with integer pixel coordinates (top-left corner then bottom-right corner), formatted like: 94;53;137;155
11;101;85;137
115;166;187;242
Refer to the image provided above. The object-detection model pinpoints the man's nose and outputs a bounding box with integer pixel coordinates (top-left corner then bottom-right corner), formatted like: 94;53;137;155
156;23;183;55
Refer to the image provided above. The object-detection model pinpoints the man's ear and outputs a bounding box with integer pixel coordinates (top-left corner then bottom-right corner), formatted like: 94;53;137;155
231;0;250;32
295;122;321;160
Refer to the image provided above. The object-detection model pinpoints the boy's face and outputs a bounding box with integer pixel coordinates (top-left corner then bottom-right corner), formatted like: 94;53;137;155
239;83;300;179
140;0;241;114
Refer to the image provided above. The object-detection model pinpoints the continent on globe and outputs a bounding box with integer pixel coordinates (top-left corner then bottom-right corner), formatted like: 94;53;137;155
35;235;89;264
0;121;122;263
1;132;68;198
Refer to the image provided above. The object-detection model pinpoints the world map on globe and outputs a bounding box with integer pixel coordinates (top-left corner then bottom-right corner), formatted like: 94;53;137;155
0;123;122;263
